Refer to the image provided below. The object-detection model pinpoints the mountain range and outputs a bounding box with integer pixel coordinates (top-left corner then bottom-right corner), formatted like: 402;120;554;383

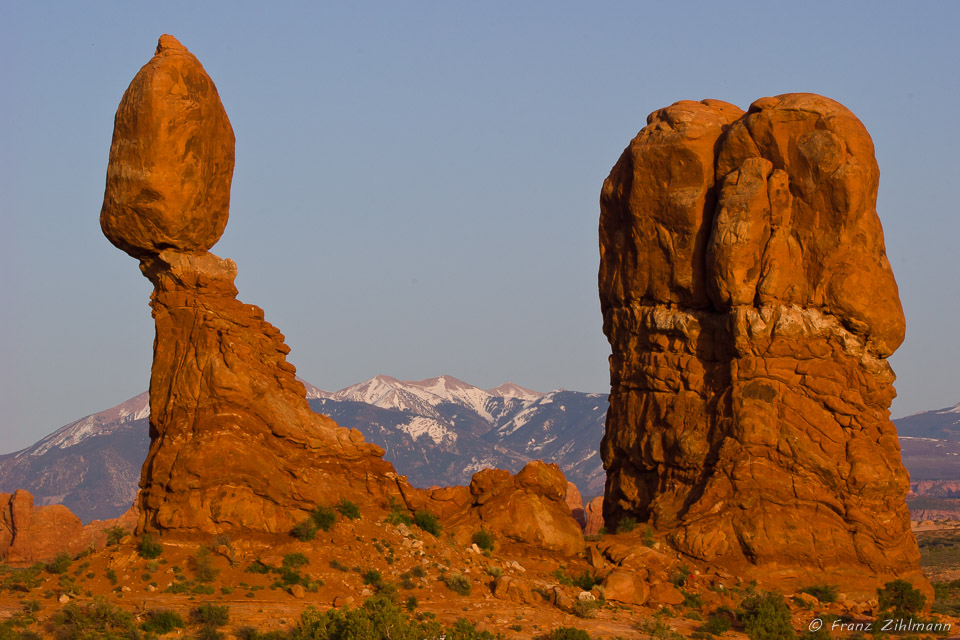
0;376;606;522
0;376;955;523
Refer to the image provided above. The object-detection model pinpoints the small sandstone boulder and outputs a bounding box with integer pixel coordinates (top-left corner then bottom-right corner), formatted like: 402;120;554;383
602;570;649;605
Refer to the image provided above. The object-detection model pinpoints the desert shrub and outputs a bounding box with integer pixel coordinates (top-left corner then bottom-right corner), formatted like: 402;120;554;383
46;552;72;575
573;570;600;591
700;609;733;635
682;589;704;609
363;569;383;586
329;559;349;572
485;565;503;578
405;596;418;611
104;568;117;585
411;566;427;578
445;618;501;639
538;628;594;640
573;599;599;619
291;519;318;541
616;516;637;534
190;603;230;626
472;529;495;552
799;583;838;603
643;525;655;547
282;553;310;569
637;614;683;640
246;560;273;574
386;500;412;526
445;572;472;596
48;597;137;639
740;591;795;640
310;506;337;532
235;628;289;640
191;547;219;583
140;608;186;633
877;578;926;618
137;534;162;559
413;510;441;536
335;499;361;520
197;626;225;640
290;596;443;640
105;526;128;546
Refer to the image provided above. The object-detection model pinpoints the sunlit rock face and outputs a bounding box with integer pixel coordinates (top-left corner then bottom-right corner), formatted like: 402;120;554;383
599;93;927;596
101;35;409;535
100;36;585;553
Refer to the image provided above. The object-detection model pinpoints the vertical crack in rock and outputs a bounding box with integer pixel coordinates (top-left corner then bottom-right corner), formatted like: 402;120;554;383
599;94;927;596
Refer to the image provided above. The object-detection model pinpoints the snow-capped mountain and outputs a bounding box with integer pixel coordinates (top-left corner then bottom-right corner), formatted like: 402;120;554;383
0;376;606;522
894;402;960;441
0;394;150;521
306;375;605;491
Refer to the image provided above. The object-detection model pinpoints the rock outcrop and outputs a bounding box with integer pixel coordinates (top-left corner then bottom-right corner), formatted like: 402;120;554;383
100;35;584;551
0;490;84;562
408;461;585;556
599;94;926;596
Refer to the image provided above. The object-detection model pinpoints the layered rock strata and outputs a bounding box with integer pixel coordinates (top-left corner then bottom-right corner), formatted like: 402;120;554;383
100;36;583;552
599;94;925;593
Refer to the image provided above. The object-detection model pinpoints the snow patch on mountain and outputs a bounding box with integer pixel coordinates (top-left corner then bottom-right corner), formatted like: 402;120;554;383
400;416;457;444
26;392;149;458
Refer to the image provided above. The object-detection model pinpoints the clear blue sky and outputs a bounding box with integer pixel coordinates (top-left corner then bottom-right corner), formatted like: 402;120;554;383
1;2;958;453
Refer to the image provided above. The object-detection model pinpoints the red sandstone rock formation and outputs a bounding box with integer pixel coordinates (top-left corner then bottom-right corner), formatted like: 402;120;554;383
100;36;583;553
0;490;84;562
599;94;926;596
565;481;586;530
583;496;604;535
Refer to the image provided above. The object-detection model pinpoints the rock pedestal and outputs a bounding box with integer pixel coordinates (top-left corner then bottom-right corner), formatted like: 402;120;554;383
101;35;406;534
100;36;584;552
599;94;926;595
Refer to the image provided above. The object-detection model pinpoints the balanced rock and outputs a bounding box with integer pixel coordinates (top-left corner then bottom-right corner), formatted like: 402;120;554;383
599;94;925;596
101;36;409;534
101;36;585;551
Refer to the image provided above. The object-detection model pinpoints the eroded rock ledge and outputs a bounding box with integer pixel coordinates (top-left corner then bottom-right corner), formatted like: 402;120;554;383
599;94;926;596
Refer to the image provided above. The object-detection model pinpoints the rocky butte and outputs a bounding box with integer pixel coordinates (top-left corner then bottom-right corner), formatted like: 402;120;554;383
599;94;928;596
99;34;581;553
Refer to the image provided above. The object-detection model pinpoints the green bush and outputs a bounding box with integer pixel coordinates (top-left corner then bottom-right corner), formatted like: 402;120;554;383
363;569;383;586
538;628;594;640
46;552;72;575
311;506;338;531
445;572;472;596
105;526;128;546
413;510;441;536
643;525;655;547
700;609;733;635
472;529;496;552
740;591;795;640
799;584;838;603
329;559;349;572
290;596;443;640
616;516;637;534
335;499;361;520
573;599;599;619
445;618;501;639
138;534;162;559
191;547;219;583
877;578;926;618
141;608;186;633
411;566;427;578
49;597;138;639
282;553;310;569
405;596;418;611
386;502;412;526
190;603;230;627
291;519;318;541
246;559;273;574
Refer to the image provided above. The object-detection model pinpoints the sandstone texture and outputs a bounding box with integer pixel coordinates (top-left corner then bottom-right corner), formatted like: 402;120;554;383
101;36;583;550
410;461;585;556
599;94;926;596
0;490;83;562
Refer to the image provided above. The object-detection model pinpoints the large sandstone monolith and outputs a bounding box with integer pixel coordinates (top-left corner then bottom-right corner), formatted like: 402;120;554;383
101;36;584;551
101;35;408;534
599;94;926;596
